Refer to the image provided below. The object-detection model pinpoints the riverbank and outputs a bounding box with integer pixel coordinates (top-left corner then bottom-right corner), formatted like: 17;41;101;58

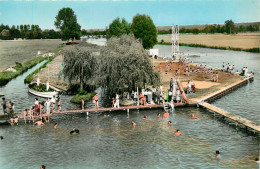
157;42;260;53
0;56;47;86
157;32;260;52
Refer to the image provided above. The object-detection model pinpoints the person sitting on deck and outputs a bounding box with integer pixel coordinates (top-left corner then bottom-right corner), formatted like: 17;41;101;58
93;93;99;109
175;129;182;136
190;114;197;119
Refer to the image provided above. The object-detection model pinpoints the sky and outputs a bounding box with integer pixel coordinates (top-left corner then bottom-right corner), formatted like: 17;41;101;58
0;0;259;30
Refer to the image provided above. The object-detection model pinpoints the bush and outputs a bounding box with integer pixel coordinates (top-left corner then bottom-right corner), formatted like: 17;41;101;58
0;56;46;86
29;83;54;92
70;91;95;104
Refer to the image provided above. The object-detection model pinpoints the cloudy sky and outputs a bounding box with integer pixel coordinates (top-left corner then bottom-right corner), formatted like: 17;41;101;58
0;0;259;30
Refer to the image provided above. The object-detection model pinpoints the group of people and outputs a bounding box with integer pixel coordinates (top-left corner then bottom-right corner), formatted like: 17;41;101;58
131;111;198;136
1;97;15;117
222;62;235;73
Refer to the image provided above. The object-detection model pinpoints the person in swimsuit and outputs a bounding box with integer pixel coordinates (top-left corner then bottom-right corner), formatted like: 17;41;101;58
93;93;98;109
175;129;182;136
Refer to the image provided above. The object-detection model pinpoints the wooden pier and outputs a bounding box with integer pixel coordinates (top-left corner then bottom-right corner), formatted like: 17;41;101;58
197;76;259;133
199;102;260;133
197;76;253;103
53;102;193;115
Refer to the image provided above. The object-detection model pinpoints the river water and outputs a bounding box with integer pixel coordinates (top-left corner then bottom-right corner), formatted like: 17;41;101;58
0;40;259;169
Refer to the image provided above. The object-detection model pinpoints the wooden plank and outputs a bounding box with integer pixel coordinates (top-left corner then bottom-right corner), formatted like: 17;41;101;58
199;102;260;132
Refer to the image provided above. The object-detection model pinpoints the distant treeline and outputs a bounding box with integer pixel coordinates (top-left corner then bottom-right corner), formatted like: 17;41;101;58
81;29;107;36
0;24;107;40
158;21;260;34
0;24;61;40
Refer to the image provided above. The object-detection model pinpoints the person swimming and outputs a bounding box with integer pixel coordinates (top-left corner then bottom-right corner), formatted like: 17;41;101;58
35;120;44;127
215;151;221;160
157;113;161;118
190;114;198;119
70;129;80;134
0;136;3;140
142;116;147;120
168;121;172;125
163;111;169;118
53;123;58;129
175;129;182;136
131;121;136;127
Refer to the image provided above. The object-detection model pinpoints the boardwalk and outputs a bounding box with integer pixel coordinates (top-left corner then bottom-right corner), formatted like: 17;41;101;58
199;102;260;133
53;102;191;115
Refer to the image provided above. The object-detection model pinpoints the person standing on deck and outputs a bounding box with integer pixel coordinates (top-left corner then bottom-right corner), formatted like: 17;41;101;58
57;98;61;112
81;98;84;110
114;94;120;108
45;98;51;122
1;98;6;114
93;93;98;109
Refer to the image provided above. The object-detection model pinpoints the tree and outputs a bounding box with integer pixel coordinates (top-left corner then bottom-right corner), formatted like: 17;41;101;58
0;29;10;40
96;34;160;96
62;46;96;90
54;7;81;41
224;20;235;34
107;18;131;38
131;14;157;49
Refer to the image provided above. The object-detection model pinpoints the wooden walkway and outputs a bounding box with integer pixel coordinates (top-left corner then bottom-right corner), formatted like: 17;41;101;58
53;103;190;115
197;76;254;103
199;102;260;133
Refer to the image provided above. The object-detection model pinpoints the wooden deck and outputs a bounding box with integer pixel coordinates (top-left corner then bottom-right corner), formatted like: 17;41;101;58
199;102;260;133
197;76;253;103
53;103;190;115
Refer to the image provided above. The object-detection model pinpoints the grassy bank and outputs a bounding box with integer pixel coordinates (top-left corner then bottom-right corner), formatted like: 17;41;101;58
156;42;260;53
0;56;46;86
70;90;95;104
24;57;54;83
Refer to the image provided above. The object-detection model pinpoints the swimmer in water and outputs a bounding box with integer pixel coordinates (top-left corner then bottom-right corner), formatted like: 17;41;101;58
35;120;44;127
163;111;169;118
175;129;182;136
168;121;173;126
131;121;136;127
215;151;221;160
0;136;3;140
190;114;198;119
70;129;80;134
53;123;58;129
157;113;161;118
142;116;147;120
40;165;46;169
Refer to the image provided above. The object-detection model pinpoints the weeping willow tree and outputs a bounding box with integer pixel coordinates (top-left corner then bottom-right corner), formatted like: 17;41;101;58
95;34;160;96
62;46;96;90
